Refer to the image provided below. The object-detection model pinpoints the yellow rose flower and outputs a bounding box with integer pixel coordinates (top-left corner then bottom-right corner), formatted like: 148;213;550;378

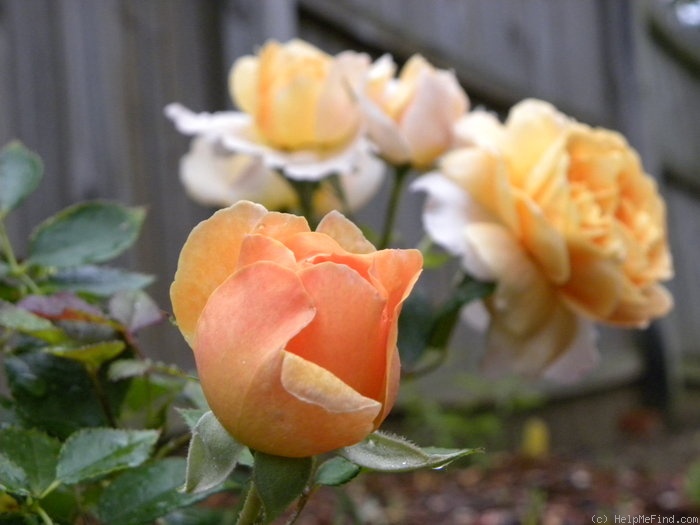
231;39;364;152
413;99;673;379
166;40;377;182
362;54;468;168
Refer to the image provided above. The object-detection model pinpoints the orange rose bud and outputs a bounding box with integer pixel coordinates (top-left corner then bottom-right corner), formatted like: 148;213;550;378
171;201;422;457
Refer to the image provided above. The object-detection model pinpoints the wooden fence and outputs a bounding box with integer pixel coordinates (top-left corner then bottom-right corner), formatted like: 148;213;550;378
1;0;698;410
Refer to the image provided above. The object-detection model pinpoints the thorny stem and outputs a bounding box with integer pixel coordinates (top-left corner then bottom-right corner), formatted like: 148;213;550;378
35;505;54;525
87;367;117;428
154;431;192;460
290;179;321;229
0;218;40;295
39;480;61;500
379;164;411;250
284;485;319;525
284;455;319;525
235;482;263;525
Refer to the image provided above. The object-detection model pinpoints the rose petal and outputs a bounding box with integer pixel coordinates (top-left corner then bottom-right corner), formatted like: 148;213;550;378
179;137;297;210
315;53;366;145
171;200;268;344
193;262;331;457
502;99;567;185
316;210;376;254
236;350;380;457
252;209;310;241
361;95;412;165
482;297;585;377
441;148;520;233
411;173;493;263
284;231;350;263
229;56;259;114
366;249;423;421
543;318;599;383
399;69;468;167
514;193;570;283
559;243;624;319
281;351;381;414
164;103;249;139
454;109;504;149
464;223;554;336
606;283;673;328
236;234;297;271
285;262;388;402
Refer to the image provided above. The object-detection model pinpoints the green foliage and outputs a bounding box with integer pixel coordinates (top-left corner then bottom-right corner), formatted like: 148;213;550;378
0;300;65;343
27;201;146;268
5;350;128;438
0;142;43;218
0;428;60;496
45;265;155;296
0;142;207;523
56;428;159;485
97;458;213;525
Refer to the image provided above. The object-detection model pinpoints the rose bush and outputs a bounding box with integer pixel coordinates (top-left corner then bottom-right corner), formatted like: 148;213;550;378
362;54;468;168
171;200;422;457
413;99;673;380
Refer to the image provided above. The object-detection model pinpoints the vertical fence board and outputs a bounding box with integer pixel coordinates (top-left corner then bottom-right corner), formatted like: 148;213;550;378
0;0;295;366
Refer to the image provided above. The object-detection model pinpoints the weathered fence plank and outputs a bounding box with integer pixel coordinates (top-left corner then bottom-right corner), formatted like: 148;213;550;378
0;0;297;365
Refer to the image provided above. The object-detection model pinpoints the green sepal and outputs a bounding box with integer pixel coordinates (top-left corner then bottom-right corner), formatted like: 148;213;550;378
253;452;312;523
340;431;482;473
314;456;361;487
182;411;244;494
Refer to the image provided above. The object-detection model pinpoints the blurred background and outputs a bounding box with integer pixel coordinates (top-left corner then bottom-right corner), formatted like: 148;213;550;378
1;0;700;460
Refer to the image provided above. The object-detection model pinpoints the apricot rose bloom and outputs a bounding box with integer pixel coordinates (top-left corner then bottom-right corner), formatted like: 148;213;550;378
413;99;673;380
362;54;468;168
171;201;422;457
